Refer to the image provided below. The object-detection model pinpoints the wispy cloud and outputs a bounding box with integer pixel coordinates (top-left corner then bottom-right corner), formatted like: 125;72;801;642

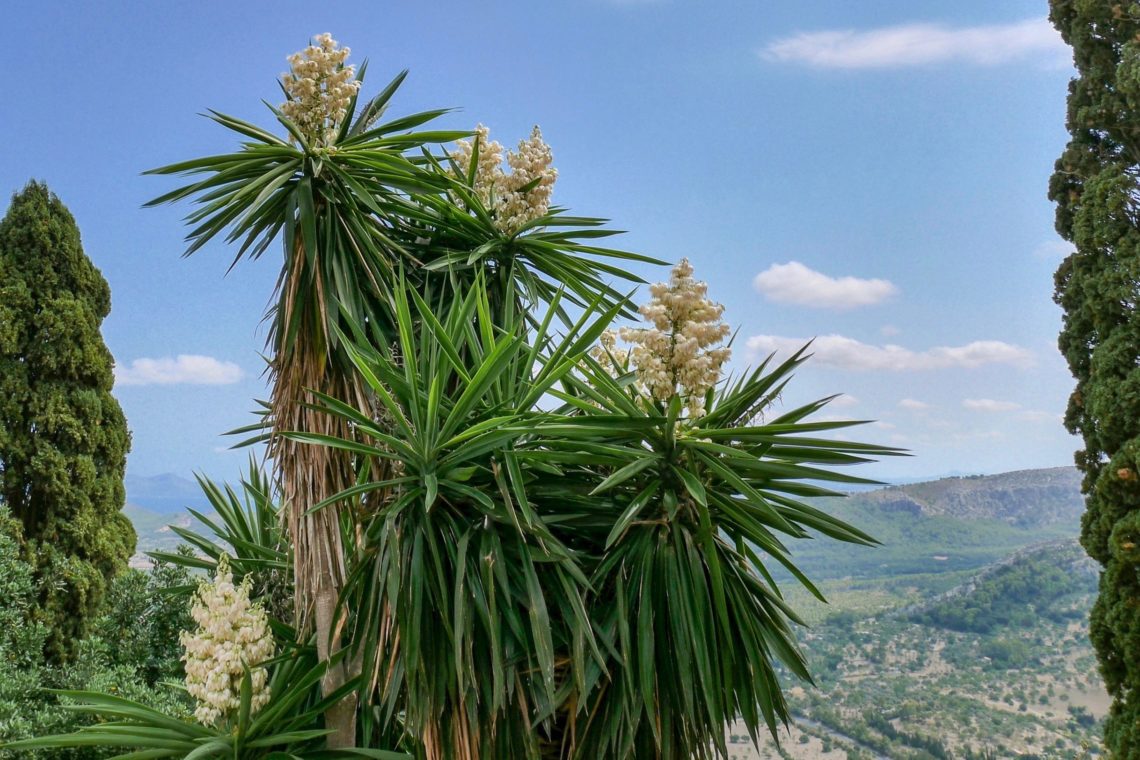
115;355;244;386
1020;409;1063;424
962;398;1020;412
762;18;1065;70
899;398;930;410
753;261;897;309
745;334;1033;371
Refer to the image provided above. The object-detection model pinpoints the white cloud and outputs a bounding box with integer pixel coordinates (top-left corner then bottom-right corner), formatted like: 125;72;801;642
899;398;930;410
830;394;859;408
881;324;901;337
745;334;1033;371
753;261;897;309
115;355;244;386
1020;409;1063;423
814;414;851;424
762;18;1065;70
962;398;1021;412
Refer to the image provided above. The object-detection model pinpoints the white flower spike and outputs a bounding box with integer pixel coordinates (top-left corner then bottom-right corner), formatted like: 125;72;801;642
280;33;360;148
451;124;558;234
180;555;275;727
621;258;731;417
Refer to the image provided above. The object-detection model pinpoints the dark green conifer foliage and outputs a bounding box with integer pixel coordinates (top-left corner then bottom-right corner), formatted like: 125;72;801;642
0;181;135;662
1051;2;1140;755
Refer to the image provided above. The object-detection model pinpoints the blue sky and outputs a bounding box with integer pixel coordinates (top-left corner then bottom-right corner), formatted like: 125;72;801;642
5;0;1074;483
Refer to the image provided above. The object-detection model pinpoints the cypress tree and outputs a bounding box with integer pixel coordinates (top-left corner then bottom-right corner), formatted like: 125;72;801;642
0;181;135;662
1051;2;1140;754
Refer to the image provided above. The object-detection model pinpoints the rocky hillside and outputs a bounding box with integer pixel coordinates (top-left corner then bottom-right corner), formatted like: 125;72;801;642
855;467;1083;528
782;467;1085;581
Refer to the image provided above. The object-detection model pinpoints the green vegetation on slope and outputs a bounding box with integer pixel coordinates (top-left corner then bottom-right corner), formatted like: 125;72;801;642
722;470;1108;759
910;540;1096;635
761;542;1107;759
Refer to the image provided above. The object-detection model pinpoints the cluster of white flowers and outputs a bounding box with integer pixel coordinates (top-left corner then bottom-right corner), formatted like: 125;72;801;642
620;259;731;416
450;124;557;233
181;556;275;727
589;329;623;377
280;33;360;148
450;124;504;202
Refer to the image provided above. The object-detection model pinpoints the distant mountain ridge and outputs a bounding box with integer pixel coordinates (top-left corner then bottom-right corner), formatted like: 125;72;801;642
125;472;210;515
853;467;1083;529
125;467;1084;519
781;467;1085;581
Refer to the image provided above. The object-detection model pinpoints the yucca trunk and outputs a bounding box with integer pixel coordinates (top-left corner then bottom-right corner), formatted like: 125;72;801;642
270;245;368;748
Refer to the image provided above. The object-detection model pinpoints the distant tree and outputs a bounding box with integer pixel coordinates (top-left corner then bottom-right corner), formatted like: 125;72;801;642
0;181;135;661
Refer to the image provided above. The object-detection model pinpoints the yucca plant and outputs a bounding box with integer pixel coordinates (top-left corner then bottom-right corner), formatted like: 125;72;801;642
1;467;414;760
525;262;901;757
288;276;618;759
144;41;456;743
290;262;900;758
117;32;896;760
144;37;656;748
555;348;891;758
